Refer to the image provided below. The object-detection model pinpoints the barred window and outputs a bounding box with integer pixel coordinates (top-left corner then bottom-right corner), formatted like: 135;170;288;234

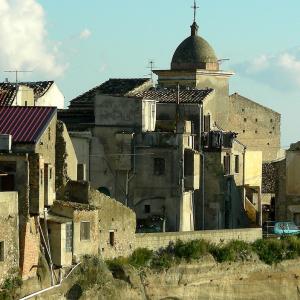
80;221;90;241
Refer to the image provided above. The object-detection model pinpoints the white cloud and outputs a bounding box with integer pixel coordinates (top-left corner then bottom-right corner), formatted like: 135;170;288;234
234;47;300;90
0;0;66;78
79;29;91;39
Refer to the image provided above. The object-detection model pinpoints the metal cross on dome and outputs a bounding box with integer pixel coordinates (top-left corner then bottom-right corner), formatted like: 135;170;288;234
191;0;199;22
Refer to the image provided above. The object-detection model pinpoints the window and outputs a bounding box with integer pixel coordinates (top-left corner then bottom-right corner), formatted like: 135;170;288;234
66;223;73;252
144;205;151;214
80;221;90;241
154;158;165;175
270;119;273;123
0;241;4;261
243;130;245;133
40;169;43;185
25;101;28;106
244;118;247;122
255;118;258;123
49;168;52;180
242;108;245;112
235;155;240;173
109;231;115;246
204;114;211;132
48;128;51;141
223;155;231;175
255;130;258;134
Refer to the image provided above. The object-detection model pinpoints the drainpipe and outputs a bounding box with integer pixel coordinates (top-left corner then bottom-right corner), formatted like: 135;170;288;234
125;133;136;207
242;146;246;209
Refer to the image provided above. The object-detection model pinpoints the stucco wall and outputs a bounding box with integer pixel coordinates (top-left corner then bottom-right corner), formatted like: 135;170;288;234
286;151;300;195
35;82;65;109
0;192;19;285
245;151;262;188
135;228;262;251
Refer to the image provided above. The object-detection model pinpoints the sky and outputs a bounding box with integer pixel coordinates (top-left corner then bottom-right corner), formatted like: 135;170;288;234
0;0;300;147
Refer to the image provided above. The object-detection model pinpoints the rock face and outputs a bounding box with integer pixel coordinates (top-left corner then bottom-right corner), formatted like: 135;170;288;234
143;258;300;300
19;258;300;300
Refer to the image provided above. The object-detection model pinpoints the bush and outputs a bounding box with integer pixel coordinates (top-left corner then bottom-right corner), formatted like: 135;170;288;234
151;248;174;270
252;239;286;265
210;240;252;263
128;248;154;268
0;275;22;300
173;239;210;261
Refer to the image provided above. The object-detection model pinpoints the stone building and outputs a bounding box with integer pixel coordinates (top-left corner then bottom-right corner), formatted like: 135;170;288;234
0;191;19;285
0;81;65;108
274;142;300;225
47;180;136;266
58;10;282;231
154;17;281;162
0;106;77;279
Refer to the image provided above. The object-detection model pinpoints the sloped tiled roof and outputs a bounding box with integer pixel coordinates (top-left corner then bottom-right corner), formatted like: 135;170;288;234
0;81;54;106
0;83;17;106
71;78;152;104
0;106;56;143
20;81;54;98
135;87;213;103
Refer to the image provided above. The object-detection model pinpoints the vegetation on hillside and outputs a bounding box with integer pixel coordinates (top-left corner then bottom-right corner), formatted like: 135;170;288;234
106;236;300;271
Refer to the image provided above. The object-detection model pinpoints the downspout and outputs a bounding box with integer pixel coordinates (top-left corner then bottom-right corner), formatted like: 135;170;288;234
125;133;136;207
242;146;246;209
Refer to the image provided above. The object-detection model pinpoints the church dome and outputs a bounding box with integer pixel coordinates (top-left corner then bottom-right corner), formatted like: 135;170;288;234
171;22;219;71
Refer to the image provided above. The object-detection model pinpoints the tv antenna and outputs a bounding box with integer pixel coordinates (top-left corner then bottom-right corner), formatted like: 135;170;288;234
4;70;32;84
146;60;155;81
218;58;230;65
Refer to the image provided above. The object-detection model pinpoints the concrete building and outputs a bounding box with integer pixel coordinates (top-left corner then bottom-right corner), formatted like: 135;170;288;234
0;191;19;285
0;81;65;108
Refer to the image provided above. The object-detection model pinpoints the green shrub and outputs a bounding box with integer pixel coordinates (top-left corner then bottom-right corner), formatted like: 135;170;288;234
173;239;209;261
210;240;252;263
151;250;174;269
128;248;153;268
0;275;22;300
252;239;286;265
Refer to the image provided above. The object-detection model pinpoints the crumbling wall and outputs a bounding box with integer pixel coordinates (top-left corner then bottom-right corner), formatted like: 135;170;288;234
0;192;19;285
56;120;78;190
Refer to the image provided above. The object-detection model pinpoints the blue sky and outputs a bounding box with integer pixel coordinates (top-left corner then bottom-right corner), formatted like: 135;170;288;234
1;0;300;147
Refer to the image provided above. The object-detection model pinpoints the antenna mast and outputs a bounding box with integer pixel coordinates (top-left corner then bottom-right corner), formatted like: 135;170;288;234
147;60;155;81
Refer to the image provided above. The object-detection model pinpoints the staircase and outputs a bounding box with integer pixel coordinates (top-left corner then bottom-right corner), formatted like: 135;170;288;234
245;197;258;227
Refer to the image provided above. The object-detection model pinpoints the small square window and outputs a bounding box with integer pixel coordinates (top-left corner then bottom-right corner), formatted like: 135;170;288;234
80;221;90;241
145;205;151;214
244;118;247;122
66;223;73;252
154;158;165;175
255;130;258;134
255;118;258;122
243;130;245;133
109;231;115;246
270;119;273;123
242;108;245;112
0;241;4;261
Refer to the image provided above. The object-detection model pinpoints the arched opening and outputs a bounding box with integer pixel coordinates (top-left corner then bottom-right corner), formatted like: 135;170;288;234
97;186;111;197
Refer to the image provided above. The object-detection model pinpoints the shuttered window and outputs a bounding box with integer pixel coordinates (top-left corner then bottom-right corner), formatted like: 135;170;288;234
0;241;4;261
80;222;90;241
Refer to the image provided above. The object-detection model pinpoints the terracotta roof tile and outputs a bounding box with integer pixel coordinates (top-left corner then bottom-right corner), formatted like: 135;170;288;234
135;87;213;103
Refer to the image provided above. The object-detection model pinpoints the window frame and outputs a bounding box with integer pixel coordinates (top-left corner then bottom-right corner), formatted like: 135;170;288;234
80;221;91;241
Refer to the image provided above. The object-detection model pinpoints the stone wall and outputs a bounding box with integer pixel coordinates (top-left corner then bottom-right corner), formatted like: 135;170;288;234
0;192;19;285
55;120;78;190
92;190;136;260
135;228;262;251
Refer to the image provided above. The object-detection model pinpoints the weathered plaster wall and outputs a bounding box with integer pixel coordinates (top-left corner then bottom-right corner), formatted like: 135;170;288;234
245;151;262;188
35;82;65;109
0;192;19;285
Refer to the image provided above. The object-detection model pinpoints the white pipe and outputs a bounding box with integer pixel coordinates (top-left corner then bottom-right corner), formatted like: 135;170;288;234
19;263;81;300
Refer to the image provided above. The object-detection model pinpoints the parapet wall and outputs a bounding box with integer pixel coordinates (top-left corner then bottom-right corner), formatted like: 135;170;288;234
135;228;262;251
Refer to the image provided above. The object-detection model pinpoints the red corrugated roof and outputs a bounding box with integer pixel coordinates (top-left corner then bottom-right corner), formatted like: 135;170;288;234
0;106;56;143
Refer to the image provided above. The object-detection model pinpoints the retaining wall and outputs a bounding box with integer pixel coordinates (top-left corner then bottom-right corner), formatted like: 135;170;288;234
135;228;262;251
